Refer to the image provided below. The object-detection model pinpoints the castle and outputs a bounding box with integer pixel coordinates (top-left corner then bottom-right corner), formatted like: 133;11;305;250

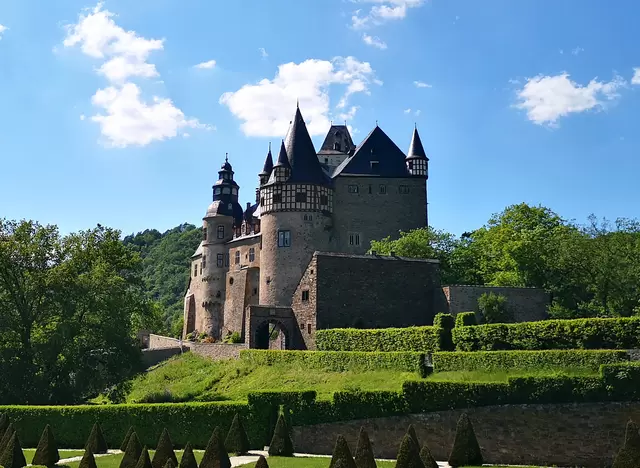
182;106;548;349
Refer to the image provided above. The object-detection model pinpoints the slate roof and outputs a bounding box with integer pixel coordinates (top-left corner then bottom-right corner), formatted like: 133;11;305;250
273;140;291;169
284;107;331;185
259;145;274;175
407;128;428;161
318;125;355;156
332;126;410;178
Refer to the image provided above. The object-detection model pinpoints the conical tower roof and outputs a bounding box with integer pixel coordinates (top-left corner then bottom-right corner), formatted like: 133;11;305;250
284;106;330;185
259;144;274;176
407;127;428;160
273;140;291;169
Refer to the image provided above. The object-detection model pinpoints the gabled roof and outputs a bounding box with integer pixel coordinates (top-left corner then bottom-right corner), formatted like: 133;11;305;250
284;107;331;185
259;145;274;175
407;128;428;161
333;126;410;178
318;124;355;156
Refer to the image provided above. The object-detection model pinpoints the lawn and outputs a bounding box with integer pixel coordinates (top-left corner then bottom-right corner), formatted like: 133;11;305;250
235;456;395;467
427;367;598;383
23;449;86;464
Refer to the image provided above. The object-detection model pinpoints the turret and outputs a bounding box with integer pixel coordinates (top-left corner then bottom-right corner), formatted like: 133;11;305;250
259;144;273;186
270;140;291;183
406;127;429;178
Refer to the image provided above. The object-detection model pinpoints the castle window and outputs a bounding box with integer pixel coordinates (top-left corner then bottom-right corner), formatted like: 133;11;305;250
229;277;234;285
223;174;229;180
379;185;387;195
295;192;307;203
215;188;221;195
199;263;202;275
399;185;410;194
308;323;312;334
320;194;328;205
408;161;414;170
249;248;255;262
273;193;282;203
203;228;207;240
232;188;238;195
217;225;225;239
334;142;341;151
225;253;230;267
303;214;312;222
193;264;198;277
349;232;361;246
368;185;372;194
202;255;206;269
324;158;329;164
217;254;224;267
223;187;231;194
260;197;265;205
370;161;379;172
235;251;240;264
278;230;291;248
348;185;359;194
302;290;310;301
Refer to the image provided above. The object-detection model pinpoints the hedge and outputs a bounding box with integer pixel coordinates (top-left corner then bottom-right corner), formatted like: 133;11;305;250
455;312;477;328
452;316;640;351
432;349;629;373
239;350;429;377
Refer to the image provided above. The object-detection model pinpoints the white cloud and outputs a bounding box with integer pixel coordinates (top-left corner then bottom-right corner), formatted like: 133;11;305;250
572;46;584;56
0;24;7;39
414;109;421;116
632;68;640;85
338;106;359;122
403;108;420;116
194;59;216;69
404;108;412;114
351;0;424;29
62;3;207;147
362;34;387;49
220;56;379;137
515;72;625;127
413;80;431;88
259;47;268;59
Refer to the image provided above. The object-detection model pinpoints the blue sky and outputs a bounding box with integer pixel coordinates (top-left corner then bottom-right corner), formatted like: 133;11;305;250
1;0;639;237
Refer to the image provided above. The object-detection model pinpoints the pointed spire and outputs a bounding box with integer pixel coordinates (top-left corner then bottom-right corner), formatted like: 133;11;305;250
274;140;291;169
260;144;274;175
284;106;328;185
407;127;427;160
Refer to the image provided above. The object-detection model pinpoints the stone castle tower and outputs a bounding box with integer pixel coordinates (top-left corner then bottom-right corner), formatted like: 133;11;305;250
183;105;429;342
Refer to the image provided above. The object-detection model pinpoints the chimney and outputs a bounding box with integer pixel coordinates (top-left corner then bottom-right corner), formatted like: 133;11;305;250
255;188;260;205
246;202;251;210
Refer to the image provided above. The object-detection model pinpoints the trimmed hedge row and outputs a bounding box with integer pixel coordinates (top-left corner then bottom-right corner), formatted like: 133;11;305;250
452;316;640;351
454;312;477;328
432;349;629;372
239;350;428;377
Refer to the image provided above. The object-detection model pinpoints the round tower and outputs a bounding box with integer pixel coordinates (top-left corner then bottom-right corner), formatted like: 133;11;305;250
259;107;334;307
199;156;243;339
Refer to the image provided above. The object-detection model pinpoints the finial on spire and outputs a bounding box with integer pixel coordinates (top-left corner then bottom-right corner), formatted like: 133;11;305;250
414;122;417;129
375;120;378;127
225;152;228;163
344;120;347;126
296;98;299;109
330;120;333;125
268;141;271;151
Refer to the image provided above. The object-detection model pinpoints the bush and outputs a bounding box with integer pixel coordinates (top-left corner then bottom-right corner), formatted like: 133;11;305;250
454;312;477;328
32;424;60;468
613;420;640;468
477;292;509;324
178;443;198;468
79;449;98;468
0;423;15;457
120;427;135;452
151;429;178;468
448;413;483;467
601;362;640;400
254;456;269;468
406;425;419;448
432;349;628;373
224;414;250;455
433;313;455;351
268;414;294;457
200;427;230;468
395;433;423;468
163;460;176;468
354;427;376;468
452;316;640;351
120;432;143;468
135;448;153;468
0;433;26;468
316;326;442;352
85;423;108;454
419;444;438;468
328;435;356;468
240;350;428;376
0;414;8;438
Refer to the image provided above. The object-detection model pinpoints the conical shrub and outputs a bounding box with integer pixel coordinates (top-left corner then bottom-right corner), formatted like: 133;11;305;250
85;423;109;454
406;425;419;449
224;413;250;455
354;427;376;468
419;444;438;468
395;433;424;468
612;419;640;468
79;449;98;468
329;435;356;468
178;442;198;468
0;423;15;456
163;460;176;468
254;455;269;468
200;427;231;468
152;428;178;468
0;432;27;468
32;424;60;468
268;413;294;457
0;414;8;438
120;427;135;452
120;432;143;468
447;413;483;467
135;447;153;468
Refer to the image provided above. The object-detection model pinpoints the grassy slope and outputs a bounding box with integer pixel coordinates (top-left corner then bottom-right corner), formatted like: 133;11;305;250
122;352;600;404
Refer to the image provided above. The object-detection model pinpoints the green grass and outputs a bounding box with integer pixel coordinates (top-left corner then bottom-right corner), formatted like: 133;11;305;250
426;366;599;383
236;457;395;468
23;449;86;464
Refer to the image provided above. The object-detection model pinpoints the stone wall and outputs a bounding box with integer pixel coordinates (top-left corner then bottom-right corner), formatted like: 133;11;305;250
141;347;183;368
148;334;183;349
188;342;247;360
291;402;638;467
291;255;318;349
442;285;550;322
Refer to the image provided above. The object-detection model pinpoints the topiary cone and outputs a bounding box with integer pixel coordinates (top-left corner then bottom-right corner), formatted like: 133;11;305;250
135;447;153;468
254;455;269;468
0;423;15;457
419;444;438;468
224;413;250;455
267;413;294;457
120;427;135;452
406;425;419;449
329;435;356;468
152;428;178;468
178;442;198;468
0;414;8;439
200;427;231;468
0;432;27;468
79;449;98;468
612;419;640;468
395;433;424;468
447;413;483;467
354;427;376;468
163;460;176;468
85;422;109;454
32;424;60;468
119;432;143;468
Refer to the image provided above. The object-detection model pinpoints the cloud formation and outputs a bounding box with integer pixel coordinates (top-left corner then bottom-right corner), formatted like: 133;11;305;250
632;68;640;85
515;72;625;127
362;34;387;49
220;57;380;137
352;0;424;29
0;24;7;39
63;3;208;147
194;59;216;69
259;47;268;59
413;80;431;88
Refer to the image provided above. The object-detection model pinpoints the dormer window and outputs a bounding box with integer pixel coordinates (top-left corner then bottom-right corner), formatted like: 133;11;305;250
370;161;379;172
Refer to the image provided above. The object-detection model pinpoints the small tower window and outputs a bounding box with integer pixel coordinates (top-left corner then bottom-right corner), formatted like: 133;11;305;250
273;193;283;203
193;264;198;277
408;161;414;170
225;253;230;267
235;250;240;264
232;188;238;195
202;255;206;269
399;185;410;194
324;158;329;164
215;188;221;195
348;185;359;194
368;185;372;194
216;254;224;267
223;188;231;194
295;192;307;203
203;228;207;240
320;195;328;205
278;230;291;247
217;225;225;239
249;247;255;262
349;232;361;246
223;174;229;180
302;290;310;301
199;263;202;275
379;185;387;194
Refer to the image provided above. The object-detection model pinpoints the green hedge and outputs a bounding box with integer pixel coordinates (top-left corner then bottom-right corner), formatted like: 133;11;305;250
455;312;477;328
452;316;640;351
432;349;629;373
239;350;428;377
316;325;452;352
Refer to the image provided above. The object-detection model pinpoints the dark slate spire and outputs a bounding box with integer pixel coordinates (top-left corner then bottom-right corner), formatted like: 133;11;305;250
284;107;330;185
260;143;274;175
407;127;428;160
274;140;291;169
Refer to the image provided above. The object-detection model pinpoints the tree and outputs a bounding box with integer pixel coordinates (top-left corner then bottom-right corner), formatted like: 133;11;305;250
151;429;178;468
477;292;509;323
0;414;8;438
406;425;419;448
0;423;15;455
447;413;483;467
224;414;250;455
32;425;60;468
353;427;376;468
328;435;356;468
268;413;294;457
